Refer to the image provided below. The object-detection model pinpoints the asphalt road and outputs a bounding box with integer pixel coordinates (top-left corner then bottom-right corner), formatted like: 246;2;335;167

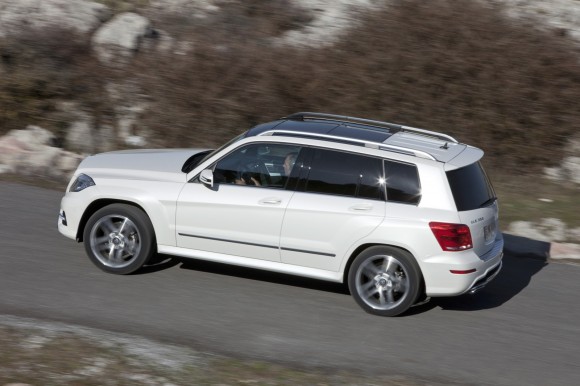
1;182;579;385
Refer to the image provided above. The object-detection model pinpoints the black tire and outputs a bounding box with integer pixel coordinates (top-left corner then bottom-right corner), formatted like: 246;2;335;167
348;246;422;316
83;204;155;275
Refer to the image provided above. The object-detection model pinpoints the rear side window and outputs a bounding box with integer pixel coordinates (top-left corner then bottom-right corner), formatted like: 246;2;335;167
446;162;496;211
384;160;421;205
304;149;385;200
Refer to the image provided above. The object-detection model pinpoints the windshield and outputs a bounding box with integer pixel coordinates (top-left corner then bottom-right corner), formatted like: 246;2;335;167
197;132;247;166
446;162;496;211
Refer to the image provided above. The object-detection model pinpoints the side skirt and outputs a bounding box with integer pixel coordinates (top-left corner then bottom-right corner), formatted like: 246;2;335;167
157;245;344;283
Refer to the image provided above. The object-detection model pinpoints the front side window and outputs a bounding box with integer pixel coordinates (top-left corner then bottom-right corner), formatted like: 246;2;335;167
304;149;385;200
212;143;302;188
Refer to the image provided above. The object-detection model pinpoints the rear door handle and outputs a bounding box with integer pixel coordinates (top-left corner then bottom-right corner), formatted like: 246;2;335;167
349;204;373;211
259;197;282;205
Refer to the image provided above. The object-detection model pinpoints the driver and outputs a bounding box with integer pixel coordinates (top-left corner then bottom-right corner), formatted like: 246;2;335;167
283;152;298;176
234;152;298;186
235;174;261;186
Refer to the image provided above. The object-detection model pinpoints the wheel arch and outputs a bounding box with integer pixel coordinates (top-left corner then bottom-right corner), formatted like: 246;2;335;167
343;243;426;298
76;199;151;242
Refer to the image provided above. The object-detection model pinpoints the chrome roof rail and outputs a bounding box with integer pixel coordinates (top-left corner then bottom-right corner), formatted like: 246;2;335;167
283;112;458;143
258;130;437;161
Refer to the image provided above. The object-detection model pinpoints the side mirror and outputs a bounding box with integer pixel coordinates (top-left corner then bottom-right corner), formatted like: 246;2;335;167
199;169;214;188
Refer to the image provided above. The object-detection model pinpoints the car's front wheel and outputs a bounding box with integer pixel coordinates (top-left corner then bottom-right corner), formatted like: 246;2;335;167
83;204;155;275
348;246;421;316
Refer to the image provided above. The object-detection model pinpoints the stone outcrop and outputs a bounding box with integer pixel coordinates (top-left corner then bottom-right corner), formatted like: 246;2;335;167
500;0;580;43
148;0;220;15
92;12;152;65
544;135;580;185
276;0;382;47
0;126;84;179
61;98;147;153
0;0;111;37
508;218;580;243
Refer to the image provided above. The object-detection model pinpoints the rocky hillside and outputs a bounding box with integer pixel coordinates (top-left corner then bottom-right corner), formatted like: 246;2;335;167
0;0;580;182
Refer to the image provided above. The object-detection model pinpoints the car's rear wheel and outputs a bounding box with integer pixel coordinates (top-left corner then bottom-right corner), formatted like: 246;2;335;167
348;246;421;316
83;204;155;274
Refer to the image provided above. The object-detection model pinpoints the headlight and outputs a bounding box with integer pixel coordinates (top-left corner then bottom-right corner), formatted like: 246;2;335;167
69;173;95;192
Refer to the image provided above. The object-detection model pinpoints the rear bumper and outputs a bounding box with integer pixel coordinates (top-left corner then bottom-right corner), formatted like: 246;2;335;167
466;259;502;294
423;234;504;296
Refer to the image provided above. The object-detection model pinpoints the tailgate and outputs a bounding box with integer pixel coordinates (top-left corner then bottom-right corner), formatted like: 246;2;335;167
446;161;498;257
457;200;499;257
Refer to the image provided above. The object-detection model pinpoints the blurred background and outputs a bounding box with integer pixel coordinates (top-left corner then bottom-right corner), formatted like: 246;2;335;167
1;0;579;240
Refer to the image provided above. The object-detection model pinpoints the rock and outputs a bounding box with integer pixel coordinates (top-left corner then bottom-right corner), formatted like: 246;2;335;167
0;125;55;170
568;227;580;243
116;104;148;140
0;0;110;37
152;37;194;56
66;113;95;154
62;104;117;153
0;126;83;179
538;218;567;242
125;136;147;147
561;156;580;184
56;151;85;176
148;0;220;16
0;164;14;174
544;134;580;185
106;82;149;145
546;156;580;184
23;146;62;175
276;0;383;47
92;12;152;65
508;218;567;242
544;165;563;181
508;221;546;242
501;0;580;45
550;242;580;259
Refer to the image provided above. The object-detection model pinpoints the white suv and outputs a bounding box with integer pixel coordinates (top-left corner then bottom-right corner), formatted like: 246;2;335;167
58;112;503;316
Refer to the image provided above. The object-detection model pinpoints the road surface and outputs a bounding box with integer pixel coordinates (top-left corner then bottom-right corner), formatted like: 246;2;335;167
1;182;579;385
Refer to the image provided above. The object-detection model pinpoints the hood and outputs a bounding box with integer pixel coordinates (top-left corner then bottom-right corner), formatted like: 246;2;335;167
77;148;209;182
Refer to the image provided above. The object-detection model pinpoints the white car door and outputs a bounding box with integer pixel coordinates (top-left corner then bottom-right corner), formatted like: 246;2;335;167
175;143;302;262
280;193;385;271
176;183;293;262
280;148;386;271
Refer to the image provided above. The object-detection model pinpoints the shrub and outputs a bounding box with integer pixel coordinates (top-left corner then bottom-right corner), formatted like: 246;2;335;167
0;27;114;141
135;0;580;173
2;0;580;174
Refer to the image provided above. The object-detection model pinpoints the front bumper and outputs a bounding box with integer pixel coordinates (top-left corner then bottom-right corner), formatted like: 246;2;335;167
57;192;88;241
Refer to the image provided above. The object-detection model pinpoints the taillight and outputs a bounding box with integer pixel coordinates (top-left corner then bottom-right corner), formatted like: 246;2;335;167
429;222;473;251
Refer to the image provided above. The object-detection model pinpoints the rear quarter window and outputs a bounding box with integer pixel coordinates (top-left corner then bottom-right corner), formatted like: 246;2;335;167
446;162;496;211
384;160;421;205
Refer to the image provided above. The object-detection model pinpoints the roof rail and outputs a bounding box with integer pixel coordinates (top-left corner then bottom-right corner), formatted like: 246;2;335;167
283;112;458;143
257;130;437;161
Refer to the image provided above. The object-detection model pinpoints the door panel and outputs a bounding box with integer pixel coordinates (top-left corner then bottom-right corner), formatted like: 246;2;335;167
280;192;385;271
176;183;293;262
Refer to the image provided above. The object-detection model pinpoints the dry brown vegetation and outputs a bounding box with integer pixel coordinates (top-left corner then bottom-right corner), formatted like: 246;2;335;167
1;0;579;173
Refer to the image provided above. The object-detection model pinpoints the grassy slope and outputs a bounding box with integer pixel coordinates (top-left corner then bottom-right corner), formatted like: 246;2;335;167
0;319;430;386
